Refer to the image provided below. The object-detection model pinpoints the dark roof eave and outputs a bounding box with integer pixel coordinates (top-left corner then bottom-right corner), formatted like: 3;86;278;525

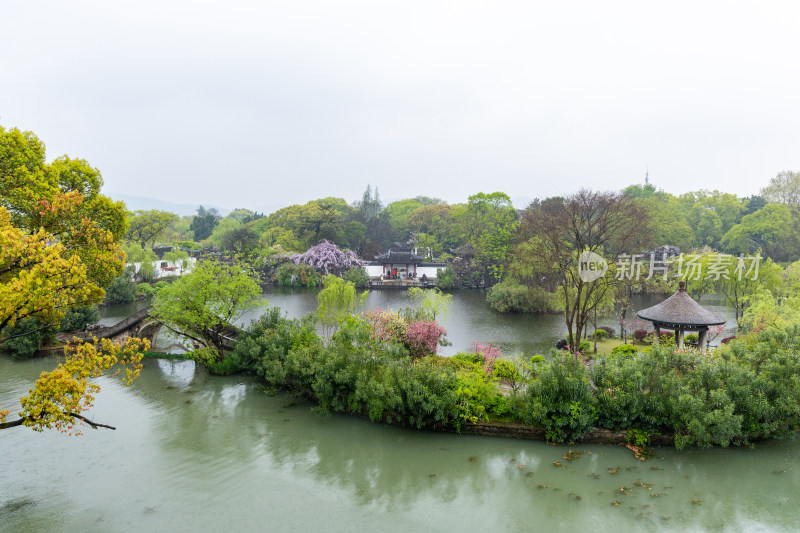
640;318;727;329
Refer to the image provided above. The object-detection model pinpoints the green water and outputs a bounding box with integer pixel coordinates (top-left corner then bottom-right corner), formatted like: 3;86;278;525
241;288;738;356
98;288;737;357
2;355;798;532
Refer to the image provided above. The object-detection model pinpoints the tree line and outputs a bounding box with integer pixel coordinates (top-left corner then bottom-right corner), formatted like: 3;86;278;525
3;124;800;439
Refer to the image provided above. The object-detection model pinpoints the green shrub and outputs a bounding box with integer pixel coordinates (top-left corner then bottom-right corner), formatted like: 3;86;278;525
521;354;597;442
597;326;615;339
593;329;608;340
436;266;457;290
591;349;662;434
486;280;562;314
453;365;506;424
627;428;650;447
59;306;99;332
276;263;320;287
684;333;699;345
494;359;521;387
578;339;591;353
452;351;483;365
137;283;155;297
486;280;528;313
296;264;321;287
174;240;201;251
610;344;637;356
105;272;137;303
136;283;156;298
0;318;55;359
205;354;242;375
343;266;369;288
190;347;242;375
653;333;676;347
229;307;320;387
154;281;170;292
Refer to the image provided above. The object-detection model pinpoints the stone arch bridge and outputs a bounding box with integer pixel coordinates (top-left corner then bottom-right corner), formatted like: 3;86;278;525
72;307;238;352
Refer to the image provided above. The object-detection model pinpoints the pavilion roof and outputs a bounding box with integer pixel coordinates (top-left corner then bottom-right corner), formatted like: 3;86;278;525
636;282;725;327
374;249;426;263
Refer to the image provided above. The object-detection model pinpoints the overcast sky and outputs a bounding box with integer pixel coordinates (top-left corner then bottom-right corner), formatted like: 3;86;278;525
2;1;799;212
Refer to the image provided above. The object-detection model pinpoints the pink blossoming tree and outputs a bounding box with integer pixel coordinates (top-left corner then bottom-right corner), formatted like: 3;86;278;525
472;341;503;376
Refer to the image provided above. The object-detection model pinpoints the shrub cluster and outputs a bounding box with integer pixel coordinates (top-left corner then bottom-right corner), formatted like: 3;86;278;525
590;331;800;447
342;266;369;288
596;326;615;338
228;309;800;448
59;306;99;332
275;263;320;287
105;271;138;303
230;308;506;430
0;317;55;359
435;266;457;290
486;280;563;314
610;344;637;356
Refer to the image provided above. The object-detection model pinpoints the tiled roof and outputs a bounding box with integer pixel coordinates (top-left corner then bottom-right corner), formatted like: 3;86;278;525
374;250;426;263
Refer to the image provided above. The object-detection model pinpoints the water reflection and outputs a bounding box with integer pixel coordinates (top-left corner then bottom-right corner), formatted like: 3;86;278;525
98;288;738;357
248;288;737;356
1;356;798;532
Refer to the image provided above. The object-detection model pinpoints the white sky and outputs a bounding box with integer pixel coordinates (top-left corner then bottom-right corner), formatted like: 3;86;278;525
2;1;799;212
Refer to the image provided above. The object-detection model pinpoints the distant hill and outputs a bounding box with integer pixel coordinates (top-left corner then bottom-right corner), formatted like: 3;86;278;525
108;193;232;217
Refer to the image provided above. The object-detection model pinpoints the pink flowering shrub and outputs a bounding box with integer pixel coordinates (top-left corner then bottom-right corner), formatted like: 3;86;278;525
404;321;447;359
472;341;503;376
362;309;407;343
362;309;447;359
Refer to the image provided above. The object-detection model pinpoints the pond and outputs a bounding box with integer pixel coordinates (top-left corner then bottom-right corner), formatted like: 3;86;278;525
104;287;738;357
2;355;798;532
236;287;739;357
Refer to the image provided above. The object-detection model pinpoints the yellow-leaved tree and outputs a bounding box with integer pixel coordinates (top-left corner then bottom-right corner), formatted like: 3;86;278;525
0;125;147;433
0;337;149;432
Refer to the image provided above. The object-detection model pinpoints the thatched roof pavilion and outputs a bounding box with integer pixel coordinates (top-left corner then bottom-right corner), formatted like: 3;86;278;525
636;281;725;349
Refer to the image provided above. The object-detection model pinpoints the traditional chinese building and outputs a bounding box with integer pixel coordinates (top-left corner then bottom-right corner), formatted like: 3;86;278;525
364;242;445;282
636;281;726;350
373;243;426;279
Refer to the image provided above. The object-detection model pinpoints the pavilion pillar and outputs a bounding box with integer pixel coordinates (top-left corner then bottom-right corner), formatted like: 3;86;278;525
655;325;661;342
698;327;708;353
677;327;685;349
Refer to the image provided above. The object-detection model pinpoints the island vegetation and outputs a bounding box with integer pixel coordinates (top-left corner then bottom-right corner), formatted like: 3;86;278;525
3;124;800;450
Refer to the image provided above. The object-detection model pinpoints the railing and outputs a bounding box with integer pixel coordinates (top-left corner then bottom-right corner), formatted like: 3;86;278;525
368;279;437;289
